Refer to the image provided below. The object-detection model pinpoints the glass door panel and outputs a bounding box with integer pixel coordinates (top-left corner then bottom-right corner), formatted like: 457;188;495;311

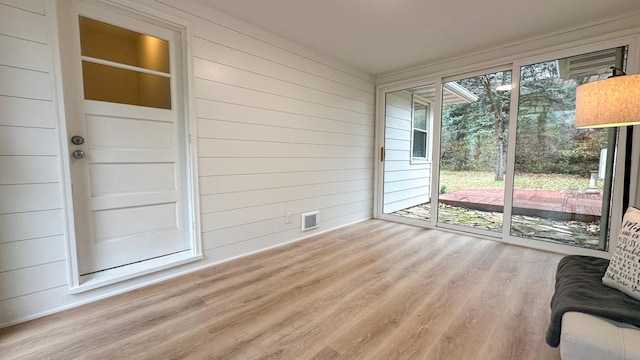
511;47;626;250
382;84;436;222
79;16;172;109
438;71;512;233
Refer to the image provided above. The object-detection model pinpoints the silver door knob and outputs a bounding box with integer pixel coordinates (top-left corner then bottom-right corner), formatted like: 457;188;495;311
72;150;85;159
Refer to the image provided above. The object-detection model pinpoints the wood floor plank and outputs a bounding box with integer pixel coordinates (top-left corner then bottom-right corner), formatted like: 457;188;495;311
363;241;505;359
184;225;430;359
0;220;563;359
253;231;463;359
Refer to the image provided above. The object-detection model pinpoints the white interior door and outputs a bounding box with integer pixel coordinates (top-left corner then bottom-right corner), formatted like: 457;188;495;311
60;1;191;275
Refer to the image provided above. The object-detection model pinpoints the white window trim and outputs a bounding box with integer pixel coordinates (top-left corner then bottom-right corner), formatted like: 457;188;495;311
410;93;434;164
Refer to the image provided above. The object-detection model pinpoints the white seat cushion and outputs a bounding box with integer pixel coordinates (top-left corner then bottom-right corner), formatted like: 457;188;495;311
561;311;640;360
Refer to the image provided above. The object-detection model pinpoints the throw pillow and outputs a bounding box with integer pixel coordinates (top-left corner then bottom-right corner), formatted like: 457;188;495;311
603;206;640;301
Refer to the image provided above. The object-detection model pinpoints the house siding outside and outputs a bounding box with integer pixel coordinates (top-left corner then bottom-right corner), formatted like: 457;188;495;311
0;0;375;327
382;91;431;213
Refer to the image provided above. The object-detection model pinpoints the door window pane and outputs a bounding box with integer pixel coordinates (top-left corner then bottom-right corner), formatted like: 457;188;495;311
79;16;170;73
439;71;511;233
511;47;625;249
82;61;171;109
79;16;172;109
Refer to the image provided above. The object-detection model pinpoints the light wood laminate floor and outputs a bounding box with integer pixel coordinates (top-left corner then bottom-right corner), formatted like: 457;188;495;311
1;220;563;359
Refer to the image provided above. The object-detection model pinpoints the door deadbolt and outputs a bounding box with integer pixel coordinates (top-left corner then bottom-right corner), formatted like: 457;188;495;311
72;149;86;159
70;135;85;145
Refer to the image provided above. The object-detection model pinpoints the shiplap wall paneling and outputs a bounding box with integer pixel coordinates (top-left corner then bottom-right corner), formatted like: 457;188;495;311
200;188;371;231
0;65;52;100
0;236;66;272
0;35;49;73
0;0;69;326
199;168;372;194
0;2;46;43
0;210;64;243
0;97;55;128
383;91;431;213
203;196;371;252
201;179;372;213
198;136;371;159
193;80;372;126
198;122;372;148
164;0;375;260
0;0;376;327
192;37;373;105
199;157;372;177
182;1;373;93
196;100;374;138
194;59;373;115
204;208;372;263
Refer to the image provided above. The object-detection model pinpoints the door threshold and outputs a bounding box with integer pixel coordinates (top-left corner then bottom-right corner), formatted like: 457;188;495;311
69;251;202;294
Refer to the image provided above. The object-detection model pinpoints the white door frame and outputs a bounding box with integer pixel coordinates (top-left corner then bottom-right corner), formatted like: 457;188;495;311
51;0;202;292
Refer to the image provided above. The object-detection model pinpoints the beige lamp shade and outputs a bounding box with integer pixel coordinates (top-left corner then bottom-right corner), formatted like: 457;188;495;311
575;74;640;128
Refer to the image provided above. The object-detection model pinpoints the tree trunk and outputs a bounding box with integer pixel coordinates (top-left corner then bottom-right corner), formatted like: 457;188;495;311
481;76;508;181
496;136;504;181
537;106;548;154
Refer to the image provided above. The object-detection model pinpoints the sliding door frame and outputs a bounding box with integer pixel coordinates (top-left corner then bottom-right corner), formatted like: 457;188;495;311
503;36;638;256
375;34;640;258
436;65;513;239
375;78;442;228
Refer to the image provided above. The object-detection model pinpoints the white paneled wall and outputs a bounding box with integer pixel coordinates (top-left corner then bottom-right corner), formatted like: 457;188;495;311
0;0;375;327
163;0;376;261
382;91;431;213
0;0;69;325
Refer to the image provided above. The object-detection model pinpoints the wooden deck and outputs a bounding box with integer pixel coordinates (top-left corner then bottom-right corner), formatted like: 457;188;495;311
439;189;602;222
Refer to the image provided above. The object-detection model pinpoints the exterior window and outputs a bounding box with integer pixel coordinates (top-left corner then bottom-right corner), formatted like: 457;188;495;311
412;97;430;160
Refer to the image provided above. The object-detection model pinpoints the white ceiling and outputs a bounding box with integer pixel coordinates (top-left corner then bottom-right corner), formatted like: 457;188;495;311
199;0;640;76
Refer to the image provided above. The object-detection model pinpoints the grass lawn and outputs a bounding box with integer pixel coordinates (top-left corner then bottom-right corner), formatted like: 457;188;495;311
439;170;600;193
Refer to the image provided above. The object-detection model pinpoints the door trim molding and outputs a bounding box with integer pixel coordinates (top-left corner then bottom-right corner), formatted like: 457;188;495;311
52;0;202;291
69;252;203;294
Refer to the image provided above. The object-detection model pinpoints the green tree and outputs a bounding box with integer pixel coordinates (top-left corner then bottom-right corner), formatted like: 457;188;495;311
516;60;607;176
441;61;608;179
441;71;511;180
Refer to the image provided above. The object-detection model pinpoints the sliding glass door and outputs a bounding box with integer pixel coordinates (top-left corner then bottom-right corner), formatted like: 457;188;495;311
438;70;511;234
510;47;625;250
381;85;436;222
379;44;627;252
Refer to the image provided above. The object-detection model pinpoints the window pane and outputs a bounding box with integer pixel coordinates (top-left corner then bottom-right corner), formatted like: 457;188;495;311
82;61;171;109
511;47;625;249
439;70;511;233
79;16;170;74
413;130;427;158
414;106;427;130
